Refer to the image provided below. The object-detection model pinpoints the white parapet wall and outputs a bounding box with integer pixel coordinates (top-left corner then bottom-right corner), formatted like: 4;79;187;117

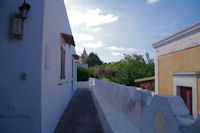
77;81;89;89
89;78;200;133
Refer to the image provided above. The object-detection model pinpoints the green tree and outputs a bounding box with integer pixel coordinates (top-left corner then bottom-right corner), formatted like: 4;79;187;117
113;53;154;86
93;65;105;78
77;66;90;81
145;53;154;77
104;66;116;78
87;52;154;86
84;52;103;67
88;64;116;79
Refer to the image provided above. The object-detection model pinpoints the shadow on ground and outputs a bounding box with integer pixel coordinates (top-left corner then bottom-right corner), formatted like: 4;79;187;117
54;88;104;133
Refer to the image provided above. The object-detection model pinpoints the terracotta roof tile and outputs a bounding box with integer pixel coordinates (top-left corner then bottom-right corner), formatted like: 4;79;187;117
73;54;79;60
61;33;75;46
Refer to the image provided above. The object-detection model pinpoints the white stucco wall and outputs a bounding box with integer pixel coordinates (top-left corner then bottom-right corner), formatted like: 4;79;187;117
41;0;76;133
0;0;76;133
0;0;44;132
90;78;200;133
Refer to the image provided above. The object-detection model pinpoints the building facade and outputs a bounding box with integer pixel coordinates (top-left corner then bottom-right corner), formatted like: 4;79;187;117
0;0;77;133
153;22;200;118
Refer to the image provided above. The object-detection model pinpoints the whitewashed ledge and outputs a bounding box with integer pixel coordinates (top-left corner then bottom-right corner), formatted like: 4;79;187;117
90;84;141;133
89;78;200;133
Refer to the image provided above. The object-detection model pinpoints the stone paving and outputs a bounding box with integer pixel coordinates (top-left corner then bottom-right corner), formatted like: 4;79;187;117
54;88;104;133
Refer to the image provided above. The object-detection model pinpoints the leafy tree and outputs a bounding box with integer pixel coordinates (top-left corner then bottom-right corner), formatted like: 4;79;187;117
104;66;116;78
145;53;154;77
93;65;105;78
115;53;154;86
84;52;103;67
89;65;116;79
87;52;154;86
77;66;89;81
88;66;95;77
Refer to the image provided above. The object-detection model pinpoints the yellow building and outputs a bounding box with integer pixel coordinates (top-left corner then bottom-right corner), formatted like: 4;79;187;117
152;22;200;118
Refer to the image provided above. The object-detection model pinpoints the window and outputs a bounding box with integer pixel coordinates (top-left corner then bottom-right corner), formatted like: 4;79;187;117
60;33;75;80
60;46;66;79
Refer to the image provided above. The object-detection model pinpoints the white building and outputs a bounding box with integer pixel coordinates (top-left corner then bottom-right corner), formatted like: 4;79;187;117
0;0;77;133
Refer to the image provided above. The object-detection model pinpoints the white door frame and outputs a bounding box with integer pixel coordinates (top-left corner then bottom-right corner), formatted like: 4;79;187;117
172;72;199;119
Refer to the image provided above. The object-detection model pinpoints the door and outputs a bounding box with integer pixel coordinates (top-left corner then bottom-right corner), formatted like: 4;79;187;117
180;86;192;115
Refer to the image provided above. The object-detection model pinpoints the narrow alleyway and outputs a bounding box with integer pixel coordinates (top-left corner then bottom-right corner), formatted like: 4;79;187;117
54;88;104;133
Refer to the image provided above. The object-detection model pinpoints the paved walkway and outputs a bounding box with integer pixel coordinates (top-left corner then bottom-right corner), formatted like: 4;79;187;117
54;88;104;133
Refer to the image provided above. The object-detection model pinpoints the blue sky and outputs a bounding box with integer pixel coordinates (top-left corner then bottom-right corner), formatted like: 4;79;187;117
65;0;200;62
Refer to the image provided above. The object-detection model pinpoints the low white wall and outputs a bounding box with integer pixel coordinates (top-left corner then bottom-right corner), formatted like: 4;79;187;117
77;81;89;89
89;78;200;133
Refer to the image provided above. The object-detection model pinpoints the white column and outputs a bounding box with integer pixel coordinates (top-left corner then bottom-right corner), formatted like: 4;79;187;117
155;52;159;94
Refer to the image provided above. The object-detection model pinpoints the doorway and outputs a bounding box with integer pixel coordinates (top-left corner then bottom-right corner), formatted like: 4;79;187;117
172;72;198;118
180;86;192;115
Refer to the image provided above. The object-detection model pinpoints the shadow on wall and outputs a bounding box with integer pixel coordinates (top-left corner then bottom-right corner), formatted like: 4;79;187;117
89;78;200;133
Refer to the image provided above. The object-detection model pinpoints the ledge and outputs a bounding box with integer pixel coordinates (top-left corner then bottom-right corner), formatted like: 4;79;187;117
90;86;141;133
171;71;200;77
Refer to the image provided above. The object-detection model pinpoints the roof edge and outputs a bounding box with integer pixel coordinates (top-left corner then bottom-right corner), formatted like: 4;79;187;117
152;22;200;49
134;76;155;83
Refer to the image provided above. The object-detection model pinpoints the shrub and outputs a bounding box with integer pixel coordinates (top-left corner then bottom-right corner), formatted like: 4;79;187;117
77;66;89;81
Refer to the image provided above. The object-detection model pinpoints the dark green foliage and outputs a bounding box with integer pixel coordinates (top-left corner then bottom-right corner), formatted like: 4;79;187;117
84;52;103;67
77;66;90;81
89;53;154;86
114;53;154;86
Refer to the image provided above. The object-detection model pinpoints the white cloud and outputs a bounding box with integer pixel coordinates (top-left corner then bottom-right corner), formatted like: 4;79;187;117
106;45;124;51
68;8;119;27
106;45;137;52
147;0;160;4
75;46;84;55
64;0;70;5
160;32;172;37
82;41;104;48
92;27;102;32
170;21;177;25
73;34;94;42
126;48;137;52
111;52;121;56
106;45;147;58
